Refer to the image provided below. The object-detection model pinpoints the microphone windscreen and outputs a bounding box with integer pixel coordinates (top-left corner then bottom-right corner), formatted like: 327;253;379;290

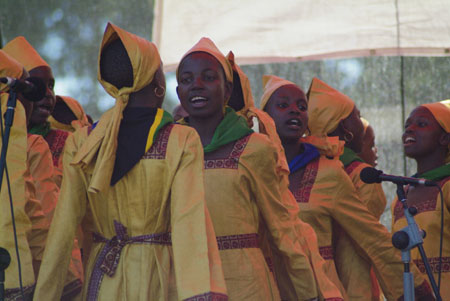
360;167;382;184
24;77;47;102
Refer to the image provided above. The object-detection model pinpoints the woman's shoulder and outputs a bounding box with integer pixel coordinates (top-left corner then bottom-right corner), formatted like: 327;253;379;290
317;154;351;180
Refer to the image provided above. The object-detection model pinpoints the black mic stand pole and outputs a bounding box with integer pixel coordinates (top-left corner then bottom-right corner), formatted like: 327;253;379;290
392;183;441;301
0;247;11;301
0;91;18;191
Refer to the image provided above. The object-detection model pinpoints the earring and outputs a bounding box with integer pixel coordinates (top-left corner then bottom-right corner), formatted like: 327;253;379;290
344;130;354;142
154;85;165;98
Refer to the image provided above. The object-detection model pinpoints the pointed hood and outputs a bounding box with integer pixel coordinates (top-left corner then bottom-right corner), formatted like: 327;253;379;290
72;23;161;193
3;36;49;72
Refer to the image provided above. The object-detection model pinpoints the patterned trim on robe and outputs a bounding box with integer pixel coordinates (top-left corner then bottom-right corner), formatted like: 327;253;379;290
183;292;228;301
204;135;251;169
414;257;450;274
344;160;362;175
319;245;334;260
393;176;450;222
216;233;259;250
293;159;319;203
5;283;35;301
142;124;174;160
45;129;69;166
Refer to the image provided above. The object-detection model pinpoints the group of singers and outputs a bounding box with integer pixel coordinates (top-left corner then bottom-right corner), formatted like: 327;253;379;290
0;22;449;300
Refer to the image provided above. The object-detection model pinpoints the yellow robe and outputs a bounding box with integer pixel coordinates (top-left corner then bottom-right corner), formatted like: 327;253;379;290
27;134;83;298
334;160;387;300
33;123;227;300
0;96;36;299
293;155;428;300
391;176;450;299
204;132;317;301
248;109;343;300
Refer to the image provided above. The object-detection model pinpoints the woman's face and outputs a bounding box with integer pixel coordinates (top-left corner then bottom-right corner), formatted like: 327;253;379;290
403;106;446;159
264;84;308;143
28;66;56;126
359;125;378;166
342;107;364;153
176;52;231;119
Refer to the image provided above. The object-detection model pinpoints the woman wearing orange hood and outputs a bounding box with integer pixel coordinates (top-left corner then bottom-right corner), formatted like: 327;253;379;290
176;38;318;300
392;100;450;299
262;75;433;300
34;24;226;300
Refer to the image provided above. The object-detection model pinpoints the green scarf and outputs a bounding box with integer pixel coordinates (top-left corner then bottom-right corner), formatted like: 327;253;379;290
204;107;253;153
339;146;364;167
29;122;51;137
414;164;450;181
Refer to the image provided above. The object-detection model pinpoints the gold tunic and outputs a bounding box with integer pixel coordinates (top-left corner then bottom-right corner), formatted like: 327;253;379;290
34;123;227;300
204;133;317;300
334;160;387;300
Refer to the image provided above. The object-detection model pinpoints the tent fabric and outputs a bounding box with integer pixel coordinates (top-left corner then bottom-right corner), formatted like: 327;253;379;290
153;0;450;71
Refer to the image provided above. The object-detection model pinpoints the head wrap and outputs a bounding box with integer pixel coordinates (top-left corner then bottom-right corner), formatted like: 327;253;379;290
49;95;90;132
303;78;355;157
421;100;450;163
260;75;298;110
307;77;354;136
72;22;161;193
0;50;24;91
177;37;233;86
3;36;49;72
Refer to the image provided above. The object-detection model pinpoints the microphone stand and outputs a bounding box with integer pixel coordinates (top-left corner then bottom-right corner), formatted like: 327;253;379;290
0;247;11;301
0;91;18;190
392;183;441;301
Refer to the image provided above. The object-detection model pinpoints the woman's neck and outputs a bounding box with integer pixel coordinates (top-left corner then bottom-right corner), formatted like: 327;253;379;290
282;139;303;163
415;154;446;175
189;113;224;147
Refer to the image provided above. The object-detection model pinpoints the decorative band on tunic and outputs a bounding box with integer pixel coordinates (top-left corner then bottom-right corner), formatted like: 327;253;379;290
319;245;334;260
216;233;259;250
87;220;172;300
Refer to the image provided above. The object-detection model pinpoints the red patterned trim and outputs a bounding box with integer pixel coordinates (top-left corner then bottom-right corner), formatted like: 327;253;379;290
293;159;319;203
183;292;228;301
393;176;450;222
413;256;450;274
5;283;35;300
61;279;82;300
393;198;437;222
216;233;259;250
344;160;362;175
204;135;250;170
142;124;174;160
319;245;334;260
45;129;69;166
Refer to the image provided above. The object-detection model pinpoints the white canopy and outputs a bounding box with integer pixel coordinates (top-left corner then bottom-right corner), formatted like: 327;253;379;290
153;0;450;70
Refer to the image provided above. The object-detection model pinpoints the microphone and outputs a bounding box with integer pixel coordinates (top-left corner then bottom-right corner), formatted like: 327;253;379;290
360;167;437;187
0;77;47;102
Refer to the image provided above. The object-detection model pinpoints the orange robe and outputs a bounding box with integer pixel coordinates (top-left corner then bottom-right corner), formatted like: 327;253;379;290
334;160;387;300
392;175;450;299
291;155;429;300
34;123;227;300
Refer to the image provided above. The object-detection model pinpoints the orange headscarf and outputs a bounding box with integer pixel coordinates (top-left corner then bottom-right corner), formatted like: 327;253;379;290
421;100;450;163
3;36;49;72
48;95;90;132
177;37;233;103
0;50;24;91
72;23;161;193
